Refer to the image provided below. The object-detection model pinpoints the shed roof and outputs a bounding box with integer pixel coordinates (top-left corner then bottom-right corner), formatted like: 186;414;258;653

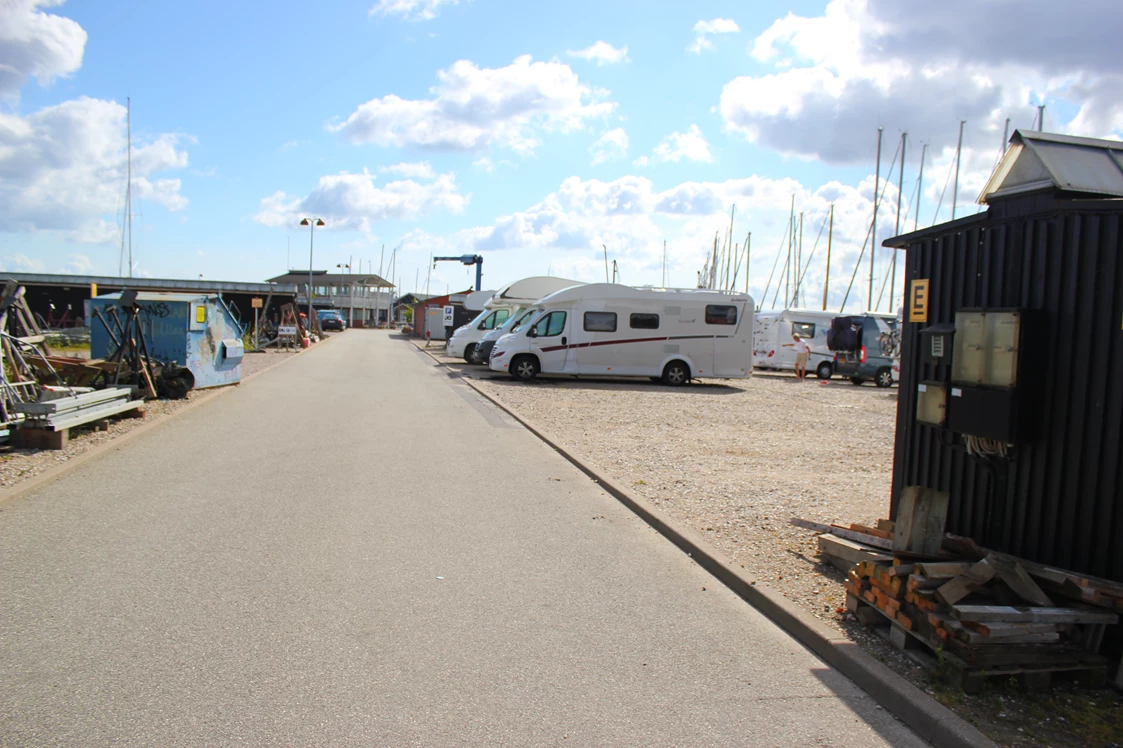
979;129;1123;204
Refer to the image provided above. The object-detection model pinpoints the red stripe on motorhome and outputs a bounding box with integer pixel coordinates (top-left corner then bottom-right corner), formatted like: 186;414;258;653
539;334;730;353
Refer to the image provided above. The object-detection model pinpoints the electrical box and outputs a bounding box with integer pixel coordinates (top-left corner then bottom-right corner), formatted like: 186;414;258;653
947;385;1026;442
916;382;947;426
985;311;1021;387
951;312;986;384
920;323;956;367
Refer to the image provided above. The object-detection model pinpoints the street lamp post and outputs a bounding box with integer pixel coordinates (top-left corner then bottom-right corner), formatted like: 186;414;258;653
336;261;352;327
299;217;325;330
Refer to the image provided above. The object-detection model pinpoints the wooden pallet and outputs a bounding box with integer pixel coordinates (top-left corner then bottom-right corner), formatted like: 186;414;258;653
846;593;1107;693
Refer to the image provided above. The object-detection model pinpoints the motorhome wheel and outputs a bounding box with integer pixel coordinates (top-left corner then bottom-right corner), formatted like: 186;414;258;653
463;343;476;364
875;367;893;388
816;362;833;380
662;361;690;386
511;355;540;381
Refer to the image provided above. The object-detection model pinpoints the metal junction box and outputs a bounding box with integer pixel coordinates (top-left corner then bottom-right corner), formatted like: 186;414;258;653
947;385;1027;443
920;324;956;367
916;382;947;427
951;309;1025;389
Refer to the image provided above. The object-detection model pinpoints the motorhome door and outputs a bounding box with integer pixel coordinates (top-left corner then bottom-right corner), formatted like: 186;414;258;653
528;309;573;373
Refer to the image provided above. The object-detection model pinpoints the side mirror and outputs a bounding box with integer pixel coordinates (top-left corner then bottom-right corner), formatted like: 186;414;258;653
527;328;538;338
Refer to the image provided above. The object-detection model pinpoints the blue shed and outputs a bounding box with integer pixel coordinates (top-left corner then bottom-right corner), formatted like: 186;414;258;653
88;292;245;390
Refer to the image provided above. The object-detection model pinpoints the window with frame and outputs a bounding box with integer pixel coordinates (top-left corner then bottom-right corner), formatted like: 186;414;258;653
791;322;815;339
705;305;738;325
630;313;660;330
533;311;567;337
583;311;617;332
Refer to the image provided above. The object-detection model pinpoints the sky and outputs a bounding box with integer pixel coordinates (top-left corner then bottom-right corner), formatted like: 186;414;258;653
2;0;1121;312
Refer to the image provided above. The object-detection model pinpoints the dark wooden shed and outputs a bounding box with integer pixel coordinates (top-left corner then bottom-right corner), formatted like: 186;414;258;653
885;130;1123;582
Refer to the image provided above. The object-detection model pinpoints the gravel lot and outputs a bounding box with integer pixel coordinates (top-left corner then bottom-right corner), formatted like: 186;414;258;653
424;344;1122;748
0;347;301;493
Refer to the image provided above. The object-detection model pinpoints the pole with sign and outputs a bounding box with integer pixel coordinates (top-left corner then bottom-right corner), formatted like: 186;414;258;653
442;305;455;344
251;297;263;349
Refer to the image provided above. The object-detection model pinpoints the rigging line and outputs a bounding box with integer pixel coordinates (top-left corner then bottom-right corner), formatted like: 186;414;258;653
760;221;790;307
840;217;876;312
792;211;830;304
771;249;792;309
932;144;958;225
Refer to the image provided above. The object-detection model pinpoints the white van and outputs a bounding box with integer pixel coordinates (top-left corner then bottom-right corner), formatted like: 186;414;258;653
446;307;512;359
446;276;582;362
753;309;840;379
469;306;542;364
488;284;754;385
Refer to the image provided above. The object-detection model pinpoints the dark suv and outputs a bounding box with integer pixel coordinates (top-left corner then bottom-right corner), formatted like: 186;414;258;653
828;315;899;387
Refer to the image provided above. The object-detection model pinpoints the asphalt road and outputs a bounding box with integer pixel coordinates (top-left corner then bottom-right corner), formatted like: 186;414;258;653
0;331;924;746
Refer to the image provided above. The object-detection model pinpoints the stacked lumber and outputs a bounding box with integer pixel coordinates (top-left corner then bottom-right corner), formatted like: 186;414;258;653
847;554;1117;682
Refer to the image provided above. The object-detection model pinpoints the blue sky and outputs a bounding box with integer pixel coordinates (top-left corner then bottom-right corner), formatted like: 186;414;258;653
3;0;1121;311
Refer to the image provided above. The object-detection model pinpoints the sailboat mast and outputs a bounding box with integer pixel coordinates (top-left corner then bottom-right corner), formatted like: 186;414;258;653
915;144;926;232
822;204;833;311
127;97;133;279
890;132;906;313
952;120;965;220
871;127;882;313
744;232;751;294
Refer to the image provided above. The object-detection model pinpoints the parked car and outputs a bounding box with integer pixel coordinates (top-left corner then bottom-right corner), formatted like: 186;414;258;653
318;309;346;331
829;314;900;387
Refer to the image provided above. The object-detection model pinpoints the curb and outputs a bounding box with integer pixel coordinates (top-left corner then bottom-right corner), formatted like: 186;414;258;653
412;341;996;748
0;331;346;509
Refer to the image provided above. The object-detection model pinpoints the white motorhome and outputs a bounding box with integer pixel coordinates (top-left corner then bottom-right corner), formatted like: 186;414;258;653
752;309;840;379
469;306;542;364
446;276;582;362
488;284;754;385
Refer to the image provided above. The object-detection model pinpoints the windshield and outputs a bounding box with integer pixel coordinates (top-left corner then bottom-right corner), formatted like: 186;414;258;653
466;309;491;327
503;308;540;333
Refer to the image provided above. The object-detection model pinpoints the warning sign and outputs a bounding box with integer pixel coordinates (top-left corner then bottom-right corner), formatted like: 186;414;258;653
909;279;930;323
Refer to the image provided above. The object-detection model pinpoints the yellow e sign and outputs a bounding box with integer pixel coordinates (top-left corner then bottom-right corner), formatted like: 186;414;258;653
909;279;930;323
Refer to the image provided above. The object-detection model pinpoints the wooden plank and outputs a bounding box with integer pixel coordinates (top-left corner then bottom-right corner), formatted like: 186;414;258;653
817;534;893;566
986;554;1053;607
886;564;915;577
908;574;943;592
849;523;892;540
893;486;950;556
934;558;997;606
788;518;893;550
950;605;1119;624
915;561;974;579
962;622;1058;639
876;518;895;533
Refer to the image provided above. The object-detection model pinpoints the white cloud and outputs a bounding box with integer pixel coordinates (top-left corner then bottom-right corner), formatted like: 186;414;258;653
652;124;712;163
331;55;616;154
687;18;740;54
721;0;1123;164
0;97;189;240
64;252;92;274
379;161;436;179
632;155;650;168
590;128;629;165
0;253;46;273
473;157;493;172
567;41;629;66
0;0;87;99
254;169;469;233
368;0;459;21
403;166;936;310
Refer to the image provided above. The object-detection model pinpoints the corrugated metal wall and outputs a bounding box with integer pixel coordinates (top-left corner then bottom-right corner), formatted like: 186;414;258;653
891;197;1123;582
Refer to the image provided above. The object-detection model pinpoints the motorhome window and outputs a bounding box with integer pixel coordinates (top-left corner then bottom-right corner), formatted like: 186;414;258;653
630;313;659;330
792;322;815;339
510;308;538;332
480;309;510;330
705;305;738;325
533;311;567;337
584;312;617;332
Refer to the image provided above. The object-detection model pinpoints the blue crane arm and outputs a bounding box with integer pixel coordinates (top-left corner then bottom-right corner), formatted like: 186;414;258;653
432;255;484;290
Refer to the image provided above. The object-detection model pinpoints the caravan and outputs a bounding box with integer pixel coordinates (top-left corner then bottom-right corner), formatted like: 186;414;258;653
752;309;840;379
446;276;582;362
488;284;754;385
